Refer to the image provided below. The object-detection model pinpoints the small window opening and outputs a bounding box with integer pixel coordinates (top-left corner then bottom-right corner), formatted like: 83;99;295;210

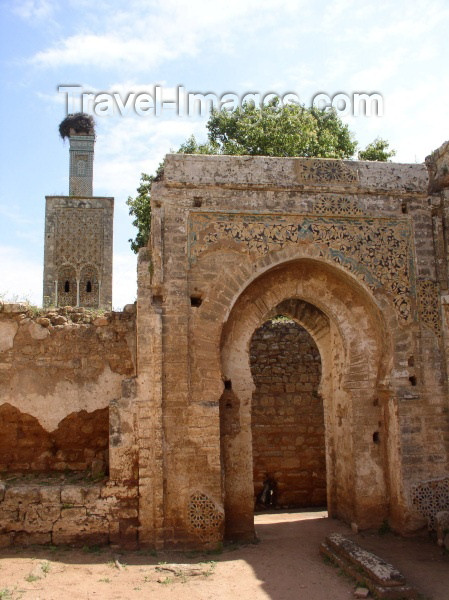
373;431;380;444
152;295;163;306
193;197;202;207
224;380;232;390
190;296;202;307
86;281;92;293
64;280;70;293
401;202;408;214
77;160;86;176
409;375;417;386
408;355;414;367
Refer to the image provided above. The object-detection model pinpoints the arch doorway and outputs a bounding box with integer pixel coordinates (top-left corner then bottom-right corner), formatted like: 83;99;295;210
219;259;390;542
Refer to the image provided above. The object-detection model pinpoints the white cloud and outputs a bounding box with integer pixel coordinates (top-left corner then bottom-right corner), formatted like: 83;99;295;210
32;34;175;70
29;0;304;71
12;0;56;21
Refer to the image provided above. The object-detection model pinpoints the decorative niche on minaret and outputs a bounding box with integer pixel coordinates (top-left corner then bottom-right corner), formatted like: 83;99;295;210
43;113;114;309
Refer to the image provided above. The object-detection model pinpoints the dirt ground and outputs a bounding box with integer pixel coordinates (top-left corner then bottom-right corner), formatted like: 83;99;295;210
0;510;447;600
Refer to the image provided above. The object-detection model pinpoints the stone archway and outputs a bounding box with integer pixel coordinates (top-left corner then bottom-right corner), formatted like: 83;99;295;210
219;258;391;541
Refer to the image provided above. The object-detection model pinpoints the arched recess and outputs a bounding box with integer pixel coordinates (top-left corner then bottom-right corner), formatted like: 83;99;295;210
79;264;99;308
57;265;77;307
250;311;326;509
219;258;391;541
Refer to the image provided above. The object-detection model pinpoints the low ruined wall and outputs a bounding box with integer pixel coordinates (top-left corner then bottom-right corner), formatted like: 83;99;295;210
250;320;326;507
0;479;138;548
0;303;136;473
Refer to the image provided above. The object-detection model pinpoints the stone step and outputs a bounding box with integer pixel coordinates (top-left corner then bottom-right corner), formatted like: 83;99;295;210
320;533;417;599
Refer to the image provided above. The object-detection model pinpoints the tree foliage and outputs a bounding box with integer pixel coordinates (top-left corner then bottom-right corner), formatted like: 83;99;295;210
206;99;357;158
358;137;396;161
126;172;156;253
127;100;394;252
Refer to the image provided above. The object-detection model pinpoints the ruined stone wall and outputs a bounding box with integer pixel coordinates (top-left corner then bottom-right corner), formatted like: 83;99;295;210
0;303;136;474
250;320;326;507
0;479;140;548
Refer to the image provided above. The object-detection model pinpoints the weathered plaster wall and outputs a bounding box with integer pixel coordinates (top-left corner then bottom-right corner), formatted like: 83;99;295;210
250;320;326;507
0;303;136;473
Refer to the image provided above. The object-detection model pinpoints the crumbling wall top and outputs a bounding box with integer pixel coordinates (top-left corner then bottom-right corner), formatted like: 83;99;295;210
425;140;449;193
160;154;428;195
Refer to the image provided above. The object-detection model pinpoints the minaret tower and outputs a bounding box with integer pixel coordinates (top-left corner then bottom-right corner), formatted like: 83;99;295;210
68;117;95;196
43;113;114;309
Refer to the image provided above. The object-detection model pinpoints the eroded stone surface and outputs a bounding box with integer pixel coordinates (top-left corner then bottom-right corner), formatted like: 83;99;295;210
321;534;416;599
435;510;449;546
0;321;18;353
326;533;405;586
0;479;137;548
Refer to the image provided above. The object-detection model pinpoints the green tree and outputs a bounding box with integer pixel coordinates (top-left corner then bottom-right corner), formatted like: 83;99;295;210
177;134;219;155
206;99;357;158
358;137;396;161
127;100;393;252
126;172;156;253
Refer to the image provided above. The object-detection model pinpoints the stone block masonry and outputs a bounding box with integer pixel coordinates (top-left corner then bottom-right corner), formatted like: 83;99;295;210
0;480;138;548
251;319;326;507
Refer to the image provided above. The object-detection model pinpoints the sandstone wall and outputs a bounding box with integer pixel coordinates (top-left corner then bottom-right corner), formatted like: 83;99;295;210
250;320;326;507
0;479;138;548
0;303;136;474
136;152;449;547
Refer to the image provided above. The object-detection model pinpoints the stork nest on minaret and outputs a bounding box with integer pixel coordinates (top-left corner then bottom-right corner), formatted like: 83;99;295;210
59;113;95;139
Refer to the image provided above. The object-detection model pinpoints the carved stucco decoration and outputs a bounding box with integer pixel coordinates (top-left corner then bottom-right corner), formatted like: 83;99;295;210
313;195;364;216
411;477;449;529
189;212;415;323
294;159;359;183
417;279;441;336
188;492;224;543
55;208;104;268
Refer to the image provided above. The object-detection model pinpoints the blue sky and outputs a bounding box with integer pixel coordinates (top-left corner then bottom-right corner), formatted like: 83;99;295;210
1;0;449;309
